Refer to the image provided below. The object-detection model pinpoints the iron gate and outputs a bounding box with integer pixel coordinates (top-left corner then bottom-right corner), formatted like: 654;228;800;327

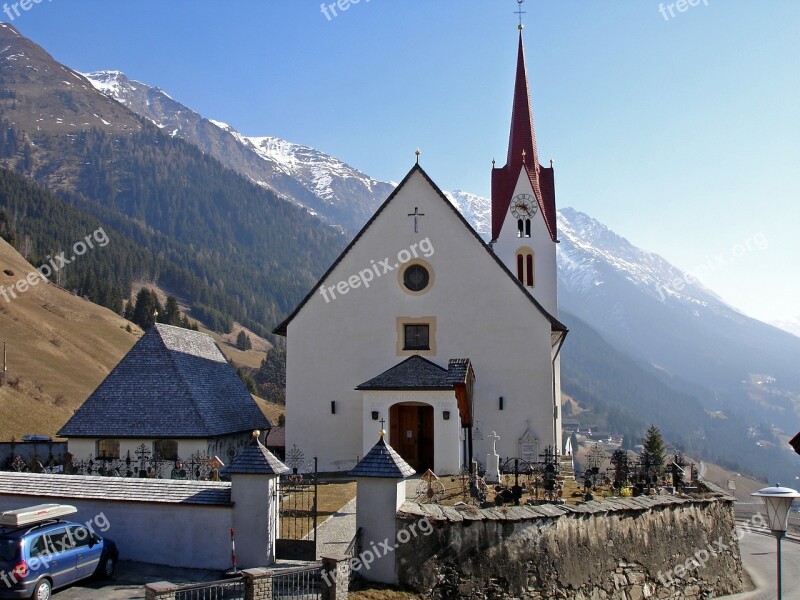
275;449;318;561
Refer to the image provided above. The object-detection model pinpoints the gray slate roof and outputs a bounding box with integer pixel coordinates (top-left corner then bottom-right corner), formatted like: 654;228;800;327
223;436;289;475
349;436;415;479
0;472;231;506
446;358;472;385
58;324;270;439
356;355;452;391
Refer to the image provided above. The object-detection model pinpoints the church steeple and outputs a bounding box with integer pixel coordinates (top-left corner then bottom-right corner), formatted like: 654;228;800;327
507;32;539;175
491;30;557;243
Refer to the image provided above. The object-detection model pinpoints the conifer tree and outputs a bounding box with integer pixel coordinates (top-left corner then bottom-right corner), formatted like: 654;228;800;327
641;425;666;476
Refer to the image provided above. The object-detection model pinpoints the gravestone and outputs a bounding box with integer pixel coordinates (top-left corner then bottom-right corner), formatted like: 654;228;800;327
485;431;500;483
518;428;538;464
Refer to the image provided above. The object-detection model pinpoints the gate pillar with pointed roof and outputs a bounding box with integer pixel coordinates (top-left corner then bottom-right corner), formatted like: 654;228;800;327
349;430;415;584
223;431;289;568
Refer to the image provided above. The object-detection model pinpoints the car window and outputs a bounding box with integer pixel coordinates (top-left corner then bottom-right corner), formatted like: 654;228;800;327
29;535;49;558
46;528;74;554
67;526;93;548
0;537;19;561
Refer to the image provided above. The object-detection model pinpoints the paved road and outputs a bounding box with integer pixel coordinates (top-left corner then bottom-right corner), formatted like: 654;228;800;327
725;529;800;599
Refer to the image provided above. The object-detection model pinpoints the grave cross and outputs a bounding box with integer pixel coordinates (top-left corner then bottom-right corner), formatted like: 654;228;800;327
488;431;500;455
407;207;425;233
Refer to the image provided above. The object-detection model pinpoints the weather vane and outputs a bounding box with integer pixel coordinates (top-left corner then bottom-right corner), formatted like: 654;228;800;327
515;0;526;30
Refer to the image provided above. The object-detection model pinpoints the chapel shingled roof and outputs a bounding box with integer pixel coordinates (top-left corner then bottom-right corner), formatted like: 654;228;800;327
349;435;416;479
222;434;289;475
58;324;270;439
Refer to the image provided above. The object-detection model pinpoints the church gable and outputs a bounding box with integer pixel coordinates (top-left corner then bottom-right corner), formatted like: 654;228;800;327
274;163;564;337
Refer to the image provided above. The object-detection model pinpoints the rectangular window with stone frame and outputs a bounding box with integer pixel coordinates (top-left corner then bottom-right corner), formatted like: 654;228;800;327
404;324;430;350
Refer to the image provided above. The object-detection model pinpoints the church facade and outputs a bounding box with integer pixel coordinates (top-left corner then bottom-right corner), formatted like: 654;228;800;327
275;31;566;475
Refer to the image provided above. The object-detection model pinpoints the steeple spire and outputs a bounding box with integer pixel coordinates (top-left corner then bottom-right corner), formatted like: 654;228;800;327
490;28;557;243
507;32;539;173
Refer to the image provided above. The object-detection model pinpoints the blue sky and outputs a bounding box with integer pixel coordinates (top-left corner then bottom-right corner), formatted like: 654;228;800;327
8;0;799;324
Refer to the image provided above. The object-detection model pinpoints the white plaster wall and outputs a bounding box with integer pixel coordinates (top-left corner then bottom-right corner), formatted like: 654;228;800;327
361;391;461;475
286;169;557;473
66;438;95;459
355;478;406;584
230;474;278;568
0;494;232;569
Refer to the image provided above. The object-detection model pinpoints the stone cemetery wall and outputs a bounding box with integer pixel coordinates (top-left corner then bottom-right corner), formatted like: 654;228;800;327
396;494;743;599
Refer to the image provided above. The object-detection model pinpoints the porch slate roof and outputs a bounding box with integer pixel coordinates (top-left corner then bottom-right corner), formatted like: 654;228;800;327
446;358;472;384
58;324;270;439
0;472;232;505
222;436;289;476
349;435;416;479
355;355;452;391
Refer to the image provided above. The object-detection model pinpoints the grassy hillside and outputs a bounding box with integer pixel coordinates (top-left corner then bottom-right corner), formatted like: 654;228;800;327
0;238;141;439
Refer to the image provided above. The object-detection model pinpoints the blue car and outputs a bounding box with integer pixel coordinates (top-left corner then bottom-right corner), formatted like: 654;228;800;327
0;505;118;600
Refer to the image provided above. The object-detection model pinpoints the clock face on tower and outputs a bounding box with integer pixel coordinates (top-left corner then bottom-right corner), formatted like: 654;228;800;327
510;193;538;219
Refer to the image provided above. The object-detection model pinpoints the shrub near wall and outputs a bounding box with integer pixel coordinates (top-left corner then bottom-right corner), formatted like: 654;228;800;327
396;494;743;599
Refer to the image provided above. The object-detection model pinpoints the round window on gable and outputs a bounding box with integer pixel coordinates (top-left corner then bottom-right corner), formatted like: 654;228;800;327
402;264;430;292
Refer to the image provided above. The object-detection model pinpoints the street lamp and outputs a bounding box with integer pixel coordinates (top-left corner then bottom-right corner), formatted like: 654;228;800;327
751;484;800;600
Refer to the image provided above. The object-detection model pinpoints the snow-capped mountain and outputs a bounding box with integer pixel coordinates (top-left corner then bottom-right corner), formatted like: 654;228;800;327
444;190;491;237
85;71;390;233
84;70;499;237
555;208;800;427
556;207;724;309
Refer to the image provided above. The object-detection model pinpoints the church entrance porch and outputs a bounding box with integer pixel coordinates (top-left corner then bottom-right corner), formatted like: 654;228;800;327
389;403;434;472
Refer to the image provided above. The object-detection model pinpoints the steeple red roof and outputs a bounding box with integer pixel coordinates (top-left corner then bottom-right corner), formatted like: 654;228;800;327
491;31;557;243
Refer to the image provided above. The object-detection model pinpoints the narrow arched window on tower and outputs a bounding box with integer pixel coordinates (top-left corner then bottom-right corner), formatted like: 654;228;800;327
525;219;531;238
517;219;524;238
515;248;535;288
526;253;534;287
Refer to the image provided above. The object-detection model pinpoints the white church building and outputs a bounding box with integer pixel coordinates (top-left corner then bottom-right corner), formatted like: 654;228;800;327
275;30;567;475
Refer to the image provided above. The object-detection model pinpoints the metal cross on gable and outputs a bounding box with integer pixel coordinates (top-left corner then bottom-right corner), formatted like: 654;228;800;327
407;207;425;233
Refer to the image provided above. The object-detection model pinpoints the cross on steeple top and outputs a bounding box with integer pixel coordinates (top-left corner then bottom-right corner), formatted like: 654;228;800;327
515;0;526;30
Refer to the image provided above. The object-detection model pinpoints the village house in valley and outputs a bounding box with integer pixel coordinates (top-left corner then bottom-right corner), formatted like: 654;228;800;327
58;324;271;464
276;30;567;474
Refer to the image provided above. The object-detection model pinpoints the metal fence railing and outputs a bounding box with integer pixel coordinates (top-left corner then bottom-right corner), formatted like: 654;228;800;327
271;565;323;599
173;577;246;600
